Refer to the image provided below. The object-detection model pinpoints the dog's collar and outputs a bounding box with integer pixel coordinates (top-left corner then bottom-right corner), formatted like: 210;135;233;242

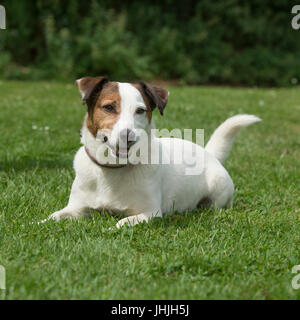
84;147;126;169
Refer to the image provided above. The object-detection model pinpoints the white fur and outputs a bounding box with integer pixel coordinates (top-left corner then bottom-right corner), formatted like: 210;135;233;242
109;83;151;150
205;114;261;163
47;83;261;228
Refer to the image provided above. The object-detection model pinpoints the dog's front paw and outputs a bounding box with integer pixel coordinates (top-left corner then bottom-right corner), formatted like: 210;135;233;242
47;209;77;222
48;211;65;221
37;212;63;224
37;211;63;224
115;217;132;229
115;214;150;229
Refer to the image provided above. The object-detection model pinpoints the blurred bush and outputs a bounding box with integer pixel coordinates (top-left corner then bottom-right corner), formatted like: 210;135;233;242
0;0;299;86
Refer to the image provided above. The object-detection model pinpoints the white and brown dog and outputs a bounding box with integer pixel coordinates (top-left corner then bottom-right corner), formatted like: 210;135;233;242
46;77;261;228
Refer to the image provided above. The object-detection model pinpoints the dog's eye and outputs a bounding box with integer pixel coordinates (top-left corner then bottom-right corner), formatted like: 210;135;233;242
102;104;115;113
136;108;146;115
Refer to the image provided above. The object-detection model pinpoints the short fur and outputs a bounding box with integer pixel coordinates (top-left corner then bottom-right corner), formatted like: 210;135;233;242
45;77;261;228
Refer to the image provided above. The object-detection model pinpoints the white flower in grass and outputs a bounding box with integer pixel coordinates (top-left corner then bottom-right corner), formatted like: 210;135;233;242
32;125;38;130
259;100;265;106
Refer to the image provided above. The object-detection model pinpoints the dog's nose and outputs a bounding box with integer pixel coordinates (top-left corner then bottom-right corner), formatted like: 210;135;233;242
119;128;136;146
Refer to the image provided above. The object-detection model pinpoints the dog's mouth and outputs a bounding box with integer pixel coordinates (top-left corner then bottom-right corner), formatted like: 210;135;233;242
107;141;136;159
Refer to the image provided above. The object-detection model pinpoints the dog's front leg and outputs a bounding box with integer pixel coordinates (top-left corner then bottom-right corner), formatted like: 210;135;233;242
47;206;89;222
42;175;90;223
116;210;162;229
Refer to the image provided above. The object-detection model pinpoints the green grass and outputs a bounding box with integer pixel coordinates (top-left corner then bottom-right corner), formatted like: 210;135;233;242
0;80;300;300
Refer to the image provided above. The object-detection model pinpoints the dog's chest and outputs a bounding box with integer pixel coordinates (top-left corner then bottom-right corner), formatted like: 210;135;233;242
85;166;157;214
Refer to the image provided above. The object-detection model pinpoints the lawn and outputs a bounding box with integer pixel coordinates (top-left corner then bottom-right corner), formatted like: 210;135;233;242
0;80;299;300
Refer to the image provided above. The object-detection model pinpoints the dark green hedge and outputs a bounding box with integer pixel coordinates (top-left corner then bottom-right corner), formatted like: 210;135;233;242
1;0;299;86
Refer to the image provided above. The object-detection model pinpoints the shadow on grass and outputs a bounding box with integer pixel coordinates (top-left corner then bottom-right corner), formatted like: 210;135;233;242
95;208;216;231
154;209;216;229
0;156;72;172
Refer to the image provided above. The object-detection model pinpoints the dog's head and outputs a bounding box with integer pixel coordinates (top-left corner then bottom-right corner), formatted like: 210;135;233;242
76;77;169;157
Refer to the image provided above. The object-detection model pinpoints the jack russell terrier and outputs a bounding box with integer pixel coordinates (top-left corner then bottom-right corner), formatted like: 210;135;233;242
46;77;261;228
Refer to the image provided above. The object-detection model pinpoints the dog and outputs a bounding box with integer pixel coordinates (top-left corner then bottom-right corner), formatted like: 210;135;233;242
46;76;261;228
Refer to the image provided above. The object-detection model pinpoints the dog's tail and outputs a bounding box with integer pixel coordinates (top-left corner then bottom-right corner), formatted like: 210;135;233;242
205;114;261;164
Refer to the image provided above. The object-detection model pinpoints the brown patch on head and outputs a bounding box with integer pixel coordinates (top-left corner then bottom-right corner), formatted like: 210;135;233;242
76;77;169;137
133;82;169;117
86;82;121;137
76;77;121;137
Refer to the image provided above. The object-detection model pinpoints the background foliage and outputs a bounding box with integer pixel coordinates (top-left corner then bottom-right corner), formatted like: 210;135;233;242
0;0;299;86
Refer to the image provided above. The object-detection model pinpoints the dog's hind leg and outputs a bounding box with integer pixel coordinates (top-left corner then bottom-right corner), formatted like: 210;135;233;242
210;178;234;209
204;168;234;209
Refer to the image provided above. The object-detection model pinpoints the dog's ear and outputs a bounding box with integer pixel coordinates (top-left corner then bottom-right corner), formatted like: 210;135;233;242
139;82;169;115
75;76;109;106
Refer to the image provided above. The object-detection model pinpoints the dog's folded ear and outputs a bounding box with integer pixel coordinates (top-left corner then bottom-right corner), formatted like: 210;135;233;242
139;82;169;115
75;76;109;106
